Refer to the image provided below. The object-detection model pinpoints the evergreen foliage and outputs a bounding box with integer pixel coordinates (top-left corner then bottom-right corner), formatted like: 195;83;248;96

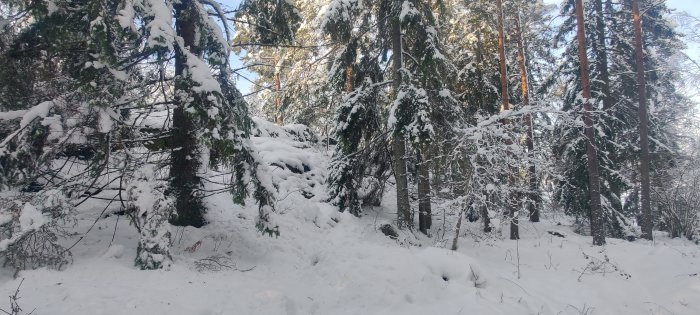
552;0;688;238
0;0;280;270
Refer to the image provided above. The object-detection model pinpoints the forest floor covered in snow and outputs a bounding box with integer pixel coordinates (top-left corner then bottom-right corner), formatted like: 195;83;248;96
1;121;699;315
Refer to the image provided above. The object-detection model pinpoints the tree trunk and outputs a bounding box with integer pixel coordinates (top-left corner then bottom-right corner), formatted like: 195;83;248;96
345;64;354;93
476;32;487;110
497;0;509;115
170;0;205;227
632;0;653;240
497;0;518;240
392;3;411;230
594;0;612;111
274;69;283;125
575;0;606;246
432;133;443;198
418;145;432;234
451;210;464;251
515;11;539;223
474;32;491;233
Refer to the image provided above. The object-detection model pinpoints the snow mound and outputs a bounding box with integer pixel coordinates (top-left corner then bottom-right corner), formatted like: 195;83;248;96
251;118;327;204
417;247;487;286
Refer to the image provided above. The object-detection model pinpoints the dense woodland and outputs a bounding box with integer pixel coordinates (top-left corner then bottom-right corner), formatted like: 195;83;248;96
0;0;698;283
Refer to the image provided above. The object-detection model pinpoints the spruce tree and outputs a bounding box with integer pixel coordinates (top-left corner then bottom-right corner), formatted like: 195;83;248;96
322;0;388;215
438;0;509;233
553;0;688;240
0;0;280;270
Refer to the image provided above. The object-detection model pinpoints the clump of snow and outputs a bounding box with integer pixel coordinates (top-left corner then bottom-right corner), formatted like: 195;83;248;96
98;108;115;133
20;101;54;128
102;245;125;259
0;101;55;152
0;200;50;252
116;0;136;31
46;0;59;14
140;0;176;49
318;0;364;31
250;118;326;213
18;203;47;232
0;109;28;121
182;48;222;95
41;115;64;141
0;212;11;226
400;0;419;21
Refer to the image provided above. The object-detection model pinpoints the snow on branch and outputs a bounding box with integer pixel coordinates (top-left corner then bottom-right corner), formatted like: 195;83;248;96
0;101;54;150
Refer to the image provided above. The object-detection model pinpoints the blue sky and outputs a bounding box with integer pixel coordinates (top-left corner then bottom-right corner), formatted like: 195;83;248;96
667;0;700;58
668;0;700;17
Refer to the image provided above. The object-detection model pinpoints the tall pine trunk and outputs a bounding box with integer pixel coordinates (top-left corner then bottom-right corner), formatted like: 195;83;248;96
514;11;539;223
575;0;605;245
418;145;432;234
632;0;653;240
594;0;612;111
170;0;205;227
392;2;411;229
497;0;518;240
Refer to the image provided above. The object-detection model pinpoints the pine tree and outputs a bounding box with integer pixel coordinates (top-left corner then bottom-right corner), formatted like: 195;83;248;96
575;0;605;245
631;0;652;240
552;0;688;240
553;0;633;239
496;0;518;240
616;0;687;239
509;0;556;224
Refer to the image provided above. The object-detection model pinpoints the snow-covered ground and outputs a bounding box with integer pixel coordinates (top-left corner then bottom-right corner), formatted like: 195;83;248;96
1;121;698;315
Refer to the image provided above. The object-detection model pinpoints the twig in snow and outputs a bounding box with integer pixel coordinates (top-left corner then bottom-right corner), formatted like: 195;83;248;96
193;255;257;273
565;303;594;315
0;279;35;315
